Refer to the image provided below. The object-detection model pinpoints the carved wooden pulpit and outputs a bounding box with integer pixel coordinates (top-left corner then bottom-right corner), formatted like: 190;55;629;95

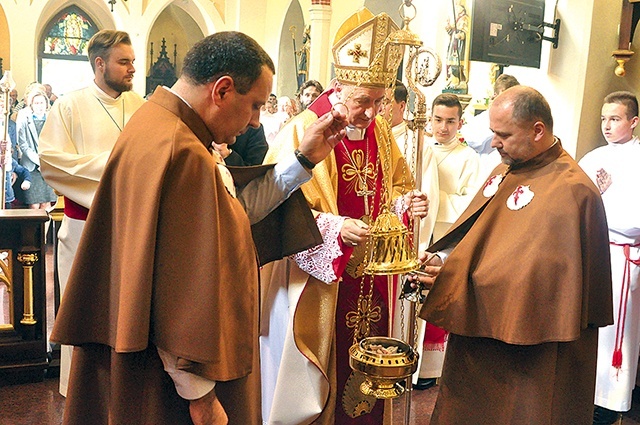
0;209;49;384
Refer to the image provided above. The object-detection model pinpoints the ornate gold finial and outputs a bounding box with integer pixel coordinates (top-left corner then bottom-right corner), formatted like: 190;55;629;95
388;1;422;48
615;59;628;77
612;49;634;77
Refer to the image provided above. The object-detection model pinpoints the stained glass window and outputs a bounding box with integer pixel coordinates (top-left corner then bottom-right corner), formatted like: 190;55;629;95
39;6;99;95
42;6;97;57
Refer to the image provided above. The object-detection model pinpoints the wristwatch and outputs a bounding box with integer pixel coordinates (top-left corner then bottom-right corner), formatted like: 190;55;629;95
294;148;316;170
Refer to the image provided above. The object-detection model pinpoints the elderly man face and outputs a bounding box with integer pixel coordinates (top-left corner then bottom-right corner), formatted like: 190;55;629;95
339;84;386;129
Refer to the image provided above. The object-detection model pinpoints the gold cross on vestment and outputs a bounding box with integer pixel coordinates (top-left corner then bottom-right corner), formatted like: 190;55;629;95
348;44;368;63
341;149;375;200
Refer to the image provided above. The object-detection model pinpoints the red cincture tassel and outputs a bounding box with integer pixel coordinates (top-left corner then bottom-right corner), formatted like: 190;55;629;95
611;243;640;370
612;349;623;369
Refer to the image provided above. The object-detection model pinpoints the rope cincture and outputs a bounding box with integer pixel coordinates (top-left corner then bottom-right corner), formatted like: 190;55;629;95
610;242;640;371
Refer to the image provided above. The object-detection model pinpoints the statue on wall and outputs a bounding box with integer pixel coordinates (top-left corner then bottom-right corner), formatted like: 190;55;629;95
297;26;311;89
444;0;470;94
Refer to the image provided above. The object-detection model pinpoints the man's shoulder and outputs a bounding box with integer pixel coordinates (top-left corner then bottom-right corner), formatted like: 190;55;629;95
121;90;146;105
552;153;600;197
279;109;317;132
448;140;480;160
576;145;608;169
457;141;479;154
373;114;391;131
57;86;92;101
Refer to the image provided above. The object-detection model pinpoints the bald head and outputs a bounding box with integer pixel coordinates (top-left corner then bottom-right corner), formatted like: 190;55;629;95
493;86;554;132
489;86;555;165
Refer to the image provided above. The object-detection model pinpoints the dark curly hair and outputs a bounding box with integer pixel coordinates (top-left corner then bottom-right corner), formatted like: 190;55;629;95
181;32;275;95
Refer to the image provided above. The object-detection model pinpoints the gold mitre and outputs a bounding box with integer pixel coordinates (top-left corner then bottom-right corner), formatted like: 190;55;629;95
332;9;404;88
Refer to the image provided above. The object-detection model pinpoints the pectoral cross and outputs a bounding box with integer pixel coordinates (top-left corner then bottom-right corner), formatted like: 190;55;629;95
348;44;368;64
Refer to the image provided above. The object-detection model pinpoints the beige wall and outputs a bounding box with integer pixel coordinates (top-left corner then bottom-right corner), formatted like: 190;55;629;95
148;4;206;90
0;6;9;72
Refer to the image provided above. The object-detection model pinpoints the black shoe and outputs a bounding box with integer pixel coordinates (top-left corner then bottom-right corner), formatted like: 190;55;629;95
593;405;620;425
412;378;437;391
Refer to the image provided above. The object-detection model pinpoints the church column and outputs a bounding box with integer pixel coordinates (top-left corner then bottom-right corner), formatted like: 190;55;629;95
309;0;332;86
115;2;150;97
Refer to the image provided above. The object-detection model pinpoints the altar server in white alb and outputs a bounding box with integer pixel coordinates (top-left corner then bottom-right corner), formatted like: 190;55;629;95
579;91;640;425
38;29;145;397
428;93;480;242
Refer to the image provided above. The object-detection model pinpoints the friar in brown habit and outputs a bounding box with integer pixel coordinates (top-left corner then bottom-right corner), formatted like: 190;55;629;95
414;86;613;425
50;31;347;425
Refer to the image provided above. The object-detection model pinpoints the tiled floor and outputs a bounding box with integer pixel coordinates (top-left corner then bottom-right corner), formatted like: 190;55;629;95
3;377;439;425
4;378;640;424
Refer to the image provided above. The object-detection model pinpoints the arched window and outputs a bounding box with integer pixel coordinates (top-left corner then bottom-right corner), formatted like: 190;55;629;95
38;6;98;96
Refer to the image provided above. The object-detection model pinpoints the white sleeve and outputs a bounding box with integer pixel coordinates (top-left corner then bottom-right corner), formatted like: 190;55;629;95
290;212;347;283
156;347;216;400
237;151;311;224
436;247;454;262
38;99;111;208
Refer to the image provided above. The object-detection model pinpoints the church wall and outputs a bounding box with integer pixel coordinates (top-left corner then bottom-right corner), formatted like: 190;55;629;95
232;0;267;42
625;18;640;129
148;4;206;95
263;0;295;85
0;0;633;161
490;0;596;158
275;0;305;99
575;0;627;160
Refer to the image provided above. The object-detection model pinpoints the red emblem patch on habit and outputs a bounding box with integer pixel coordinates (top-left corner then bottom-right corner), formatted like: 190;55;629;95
507;185;534;210
482;174;503;197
